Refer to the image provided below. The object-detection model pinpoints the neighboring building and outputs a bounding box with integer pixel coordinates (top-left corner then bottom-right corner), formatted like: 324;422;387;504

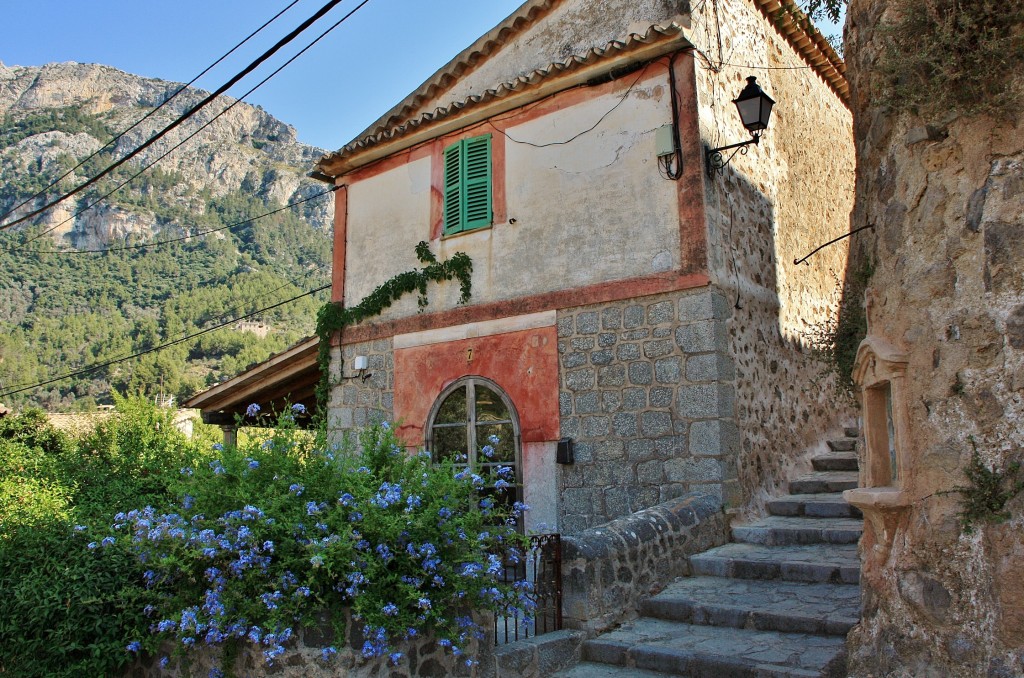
309;0;855;534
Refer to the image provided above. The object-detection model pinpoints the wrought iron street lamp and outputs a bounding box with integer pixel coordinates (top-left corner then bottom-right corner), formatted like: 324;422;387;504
705;76;776;176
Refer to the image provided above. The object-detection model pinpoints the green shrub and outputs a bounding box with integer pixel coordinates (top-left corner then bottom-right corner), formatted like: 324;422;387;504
0;399;206;677
93;409;531;671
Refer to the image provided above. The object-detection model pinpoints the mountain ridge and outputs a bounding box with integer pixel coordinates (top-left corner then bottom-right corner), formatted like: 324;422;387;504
0;61;335;411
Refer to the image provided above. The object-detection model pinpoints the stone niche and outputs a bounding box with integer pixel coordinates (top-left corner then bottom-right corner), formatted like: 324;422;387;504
844;336;912;565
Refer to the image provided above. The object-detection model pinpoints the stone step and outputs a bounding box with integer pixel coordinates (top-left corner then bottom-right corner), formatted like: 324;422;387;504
789;472;859;495
827;439;857;452
811;454;859;472
552;663;682;678
640;576;860;636
690;543;860;585
732;516;863;546
767;493;863;519
581;617;846;678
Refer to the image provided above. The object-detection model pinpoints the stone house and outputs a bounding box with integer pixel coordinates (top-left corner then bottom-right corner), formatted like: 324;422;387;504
309;0;856;535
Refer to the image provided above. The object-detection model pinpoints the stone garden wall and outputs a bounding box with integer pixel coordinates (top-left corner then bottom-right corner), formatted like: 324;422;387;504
560;492;726;634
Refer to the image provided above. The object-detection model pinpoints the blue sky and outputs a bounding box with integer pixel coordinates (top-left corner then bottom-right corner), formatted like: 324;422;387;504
2;1;843;152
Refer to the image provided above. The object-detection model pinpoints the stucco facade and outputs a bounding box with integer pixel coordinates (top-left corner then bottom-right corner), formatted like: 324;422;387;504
316;0;853;534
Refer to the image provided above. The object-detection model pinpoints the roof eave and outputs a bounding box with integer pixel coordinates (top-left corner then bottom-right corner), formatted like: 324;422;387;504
318;29;694;178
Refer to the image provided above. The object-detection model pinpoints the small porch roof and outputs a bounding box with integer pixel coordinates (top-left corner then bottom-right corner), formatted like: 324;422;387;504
182;336;320;427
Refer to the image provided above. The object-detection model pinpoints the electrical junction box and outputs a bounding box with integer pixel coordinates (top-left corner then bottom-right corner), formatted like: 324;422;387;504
656;124;676;157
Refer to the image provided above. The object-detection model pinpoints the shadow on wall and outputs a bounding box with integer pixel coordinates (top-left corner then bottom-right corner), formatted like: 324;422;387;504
709;159;856;514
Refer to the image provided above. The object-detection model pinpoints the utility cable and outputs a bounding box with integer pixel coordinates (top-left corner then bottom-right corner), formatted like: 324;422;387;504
486;62;651;148
0;0;303;223
0;283;331;399
12;0;372;249
0;0;353;232
25;186;338;254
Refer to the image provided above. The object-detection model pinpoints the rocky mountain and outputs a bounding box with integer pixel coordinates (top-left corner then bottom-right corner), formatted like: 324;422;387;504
0;62;335;411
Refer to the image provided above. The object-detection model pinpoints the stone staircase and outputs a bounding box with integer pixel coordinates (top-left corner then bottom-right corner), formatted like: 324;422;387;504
554;429;863;678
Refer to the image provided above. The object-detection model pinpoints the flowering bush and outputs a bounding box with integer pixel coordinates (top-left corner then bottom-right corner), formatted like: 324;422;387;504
96;410;533;670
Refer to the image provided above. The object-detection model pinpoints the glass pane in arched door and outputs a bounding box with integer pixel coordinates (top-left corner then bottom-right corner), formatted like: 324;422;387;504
427;378;522;524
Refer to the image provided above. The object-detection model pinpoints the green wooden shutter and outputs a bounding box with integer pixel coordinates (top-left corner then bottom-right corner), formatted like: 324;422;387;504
442;135;492;235
443;141;463;234
462;135;492;231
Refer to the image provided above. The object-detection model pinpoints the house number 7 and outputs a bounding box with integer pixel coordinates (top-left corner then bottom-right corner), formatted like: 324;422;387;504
467;348;474;363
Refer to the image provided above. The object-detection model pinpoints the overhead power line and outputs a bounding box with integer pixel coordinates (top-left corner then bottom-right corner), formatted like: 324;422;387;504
0;0;351;232
24;186;338;254
12;0;368;250
0;283;331;400
0;0;304;223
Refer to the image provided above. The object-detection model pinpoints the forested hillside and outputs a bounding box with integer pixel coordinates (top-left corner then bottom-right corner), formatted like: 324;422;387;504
0;62;334;411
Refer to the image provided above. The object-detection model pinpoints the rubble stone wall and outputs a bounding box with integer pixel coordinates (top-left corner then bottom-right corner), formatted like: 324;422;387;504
842;1;1024;675
690;0;858;514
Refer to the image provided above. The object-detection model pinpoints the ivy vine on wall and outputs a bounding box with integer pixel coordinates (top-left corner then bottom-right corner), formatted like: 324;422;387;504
314;241;473;409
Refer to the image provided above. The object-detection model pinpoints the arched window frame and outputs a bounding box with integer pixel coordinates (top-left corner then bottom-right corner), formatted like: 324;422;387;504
425;376;523;501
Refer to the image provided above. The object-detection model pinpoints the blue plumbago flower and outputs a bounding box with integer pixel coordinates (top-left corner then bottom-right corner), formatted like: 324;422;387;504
101;536;115;547
182;494;194;510
310;555;324;568
496;465;514;479
389;652;403;665
417;597;432;610
356;466;370;474
288;484;304;496
306;501;322;515
295;586;311;598
481;444;495;458
488;433;500;445
375;544;393;562
262;540;274;553
460;562;482;577
212;442;225;452
87;542;98;550
73;524;87;532
261;439;274;450
157;619;177;633
370;482;403;508
126;640;142;653
405;494;422;511
513;501;530;513
248;626;263;643
180;467;193;476
438;507;452;519
159;657;170;669
470;474;485;488
320;646;338;662
381;421;391;430
486;553;503;575
246;403;261;417
209;460;226;475
382;602;399;616
338;492;355;506
209;668;224;678
292;403;307;414
480;497;494;510
246;458;259;469
494;478;511;491
182;637;195;647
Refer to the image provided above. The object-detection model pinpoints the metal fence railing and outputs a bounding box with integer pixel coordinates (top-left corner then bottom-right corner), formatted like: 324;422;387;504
495;533;562;645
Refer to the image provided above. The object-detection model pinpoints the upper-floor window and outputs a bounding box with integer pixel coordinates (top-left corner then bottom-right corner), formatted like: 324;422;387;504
443;134;492;236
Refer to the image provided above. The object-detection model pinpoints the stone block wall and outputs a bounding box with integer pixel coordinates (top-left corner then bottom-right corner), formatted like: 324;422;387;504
556;288;739;533
560;492;726;634
327;338;395;439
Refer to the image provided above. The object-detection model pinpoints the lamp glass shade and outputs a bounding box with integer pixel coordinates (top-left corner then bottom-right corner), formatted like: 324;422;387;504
733;76;775;133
